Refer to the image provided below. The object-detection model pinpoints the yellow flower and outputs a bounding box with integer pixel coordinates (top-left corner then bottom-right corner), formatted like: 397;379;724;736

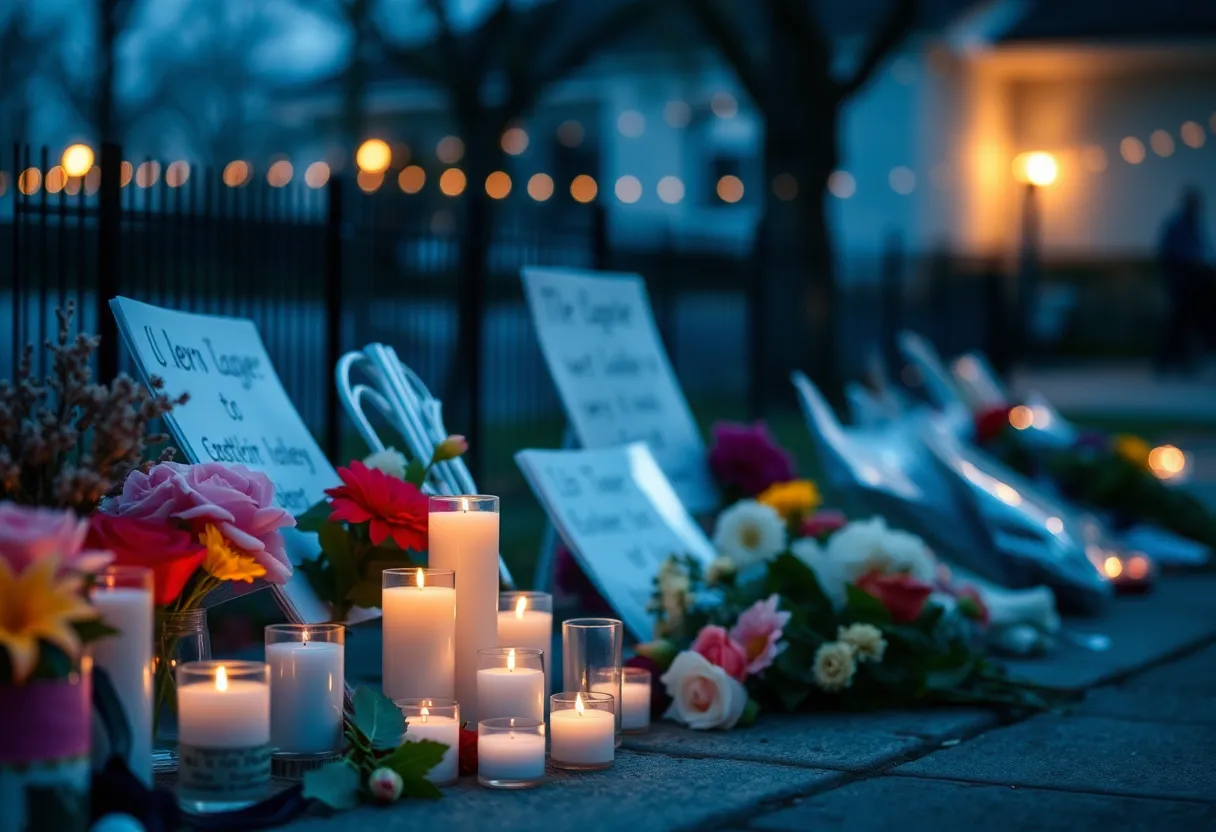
1113;435;1151;470
757;479;822;520
200;524;267;583
0;558;98;684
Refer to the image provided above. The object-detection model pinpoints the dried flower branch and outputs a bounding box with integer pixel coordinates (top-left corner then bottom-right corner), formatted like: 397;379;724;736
0;302;188;513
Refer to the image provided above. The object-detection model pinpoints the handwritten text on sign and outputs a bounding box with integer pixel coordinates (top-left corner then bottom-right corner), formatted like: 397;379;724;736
516;444;716;640
522;267;717;513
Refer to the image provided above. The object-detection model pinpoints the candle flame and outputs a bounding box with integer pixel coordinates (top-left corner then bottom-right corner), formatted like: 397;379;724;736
416;568;425;589
507;648;516;672
515;596;527;618
575;692;584;715
460;497;469;512
302;629;310;645
420;705;430;723
216;665;228;692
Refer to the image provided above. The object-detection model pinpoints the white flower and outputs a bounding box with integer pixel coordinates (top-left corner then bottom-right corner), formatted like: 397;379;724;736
837;623;887;663
713;500;786;570
791;537;847;605
979;584;1060;633
825;517;936;585
660;650;749;730
705;555;737;586
813;641;858;692
362;448;408;479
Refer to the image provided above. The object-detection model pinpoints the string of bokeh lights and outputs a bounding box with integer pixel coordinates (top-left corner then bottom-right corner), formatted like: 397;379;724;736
2;105;1214;202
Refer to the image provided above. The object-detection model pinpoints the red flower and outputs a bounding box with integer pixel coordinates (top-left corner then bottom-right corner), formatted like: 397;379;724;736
956;585;990;627
86;514;206;606
325;461;428;551
801;509;848;541
974;405;1013;445
459;727;478;777
856;571;934;624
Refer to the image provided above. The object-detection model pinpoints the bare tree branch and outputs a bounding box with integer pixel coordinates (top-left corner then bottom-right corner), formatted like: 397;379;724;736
834;0;919;101
682;0;768;109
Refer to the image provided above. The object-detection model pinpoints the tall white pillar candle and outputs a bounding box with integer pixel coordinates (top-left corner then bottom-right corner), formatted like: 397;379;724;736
266;624;344;755
477;648;544;723
382;569;456;701
90;567;154;784
428;496;499;724
498;592;552;697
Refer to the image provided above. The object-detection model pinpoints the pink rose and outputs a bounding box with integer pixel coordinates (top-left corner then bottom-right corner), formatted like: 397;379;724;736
0;501;112;575
730;594;791;676
691;625;748;682
114;462;295;585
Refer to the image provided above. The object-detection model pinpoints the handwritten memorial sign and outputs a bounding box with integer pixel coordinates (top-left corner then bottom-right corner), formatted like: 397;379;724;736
516;444;716;640
110;297;338;624
522;267;718;513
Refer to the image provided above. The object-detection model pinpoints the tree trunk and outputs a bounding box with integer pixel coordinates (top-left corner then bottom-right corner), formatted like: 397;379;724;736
95;0;120;143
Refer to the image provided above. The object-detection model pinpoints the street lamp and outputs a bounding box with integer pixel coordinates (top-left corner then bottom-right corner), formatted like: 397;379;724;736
61;144;95;178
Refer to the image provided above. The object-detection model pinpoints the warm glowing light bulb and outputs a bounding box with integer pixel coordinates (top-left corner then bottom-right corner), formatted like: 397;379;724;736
575;692;585;715
356;138;392;174
507;648;516;672
416;568;425;589
61;144;94;177
216;665;228;692
1104;556;1123;579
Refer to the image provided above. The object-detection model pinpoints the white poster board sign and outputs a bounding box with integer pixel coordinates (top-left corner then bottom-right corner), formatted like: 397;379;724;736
522;267;718;513
110;297;336;624
515;443;716;640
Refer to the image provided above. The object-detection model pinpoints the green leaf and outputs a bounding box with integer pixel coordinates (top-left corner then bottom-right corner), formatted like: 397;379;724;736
400;776;443;800
738;698;761;727
843;584;891;625
72;617;119;645
404;459;427;488
295;501;333;533
383;738;448;782
302;761;361;811
351;687;405;750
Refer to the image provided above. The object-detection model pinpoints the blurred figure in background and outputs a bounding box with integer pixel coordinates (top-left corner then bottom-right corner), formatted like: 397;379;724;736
1157;187;1214;375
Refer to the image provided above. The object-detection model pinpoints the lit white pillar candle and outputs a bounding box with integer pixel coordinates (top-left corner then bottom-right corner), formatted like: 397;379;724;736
477;648;544;723
497;593;552;696
621;668;651;732
178;666;271;749
382;568;456;701
90;567;154;784
429;496;499;724
401;702;460;786
549;693;614;769
265;625;344;755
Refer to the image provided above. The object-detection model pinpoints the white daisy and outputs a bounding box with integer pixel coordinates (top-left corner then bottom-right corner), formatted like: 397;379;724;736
712;500;786;570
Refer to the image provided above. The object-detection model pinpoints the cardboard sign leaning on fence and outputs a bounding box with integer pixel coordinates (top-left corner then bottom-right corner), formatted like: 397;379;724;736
110;297;341;625
515;443;717;641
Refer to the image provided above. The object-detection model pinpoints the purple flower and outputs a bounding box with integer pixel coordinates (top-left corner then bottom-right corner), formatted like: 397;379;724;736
708;421;796;498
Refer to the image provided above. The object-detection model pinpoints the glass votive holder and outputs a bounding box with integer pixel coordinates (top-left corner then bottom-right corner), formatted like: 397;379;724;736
398;698;460;787
562;618;623;746
549;692;615;770
498;591;553;696
265;623;345;776
176;661;271;813
477;647;544;724
478;718;546;789
621;667;652;733
382;568;456;703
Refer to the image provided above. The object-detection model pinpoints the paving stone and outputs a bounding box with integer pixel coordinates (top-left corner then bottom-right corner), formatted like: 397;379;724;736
285;751;840;832
895;714;1216;801
1074;687;1216;725
748;775;1216;831
1119;642;1216;693
1002;578;1216;690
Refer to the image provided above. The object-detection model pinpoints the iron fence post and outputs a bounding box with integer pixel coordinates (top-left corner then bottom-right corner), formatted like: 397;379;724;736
324;175;344;463
96;142;122;383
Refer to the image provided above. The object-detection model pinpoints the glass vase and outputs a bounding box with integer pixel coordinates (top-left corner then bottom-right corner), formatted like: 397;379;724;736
153;608;211;772
0;657;92;832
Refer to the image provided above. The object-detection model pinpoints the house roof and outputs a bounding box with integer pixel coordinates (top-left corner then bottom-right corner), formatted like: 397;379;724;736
999;0;1216;42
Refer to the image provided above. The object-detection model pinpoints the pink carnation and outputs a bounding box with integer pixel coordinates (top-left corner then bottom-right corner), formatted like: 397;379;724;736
730;594;791;676
0;502;112;575
114;462;295;584
691;625;748;682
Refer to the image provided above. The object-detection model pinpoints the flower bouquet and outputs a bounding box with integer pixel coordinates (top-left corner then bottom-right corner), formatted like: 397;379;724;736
295;438;467;622
974;405;1216;549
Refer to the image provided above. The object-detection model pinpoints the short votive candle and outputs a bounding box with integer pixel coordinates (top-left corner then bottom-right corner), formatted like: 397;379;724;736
563;618;623;746
549;692;614;770
398;698;460;786
621;667;651;732
478;718;546;789
265;624;344;757
176;661;271;813
477;647;544;724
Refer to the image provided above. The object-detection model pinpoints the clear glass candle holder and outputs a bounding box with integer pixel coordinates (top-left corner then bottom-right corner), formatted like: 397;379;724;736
265;623;345;775
382;568;456;703
562;618;623;746
549;692;615;770
176;661;271;813
398;698;460;786
478;718;546;789
477;647;544;724
499;591;554;703
621;667;652;733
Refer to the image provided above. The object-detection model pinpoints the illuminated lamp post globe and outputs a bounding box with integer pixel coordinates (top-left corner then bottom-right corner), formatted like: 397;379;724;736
61;144;95;178
1011;151;1058;363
